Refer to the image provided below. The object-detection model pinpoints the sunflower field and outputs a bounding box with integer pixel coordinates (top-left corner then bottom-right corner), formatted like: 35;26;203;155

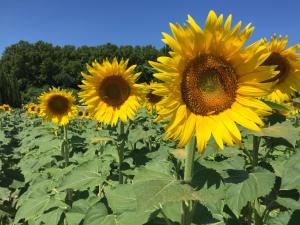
1;10;300;225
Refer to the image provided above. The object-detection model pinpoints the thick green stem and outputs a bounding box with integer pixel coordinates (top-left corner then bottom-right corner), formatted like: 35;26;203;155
118;122;125;184
245;135;261;225
62;125;72;204
181;136;196;225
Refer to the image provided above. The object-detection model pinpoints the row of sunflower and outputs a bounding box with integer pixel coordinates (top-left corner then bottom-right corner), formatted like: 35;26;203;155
8;11;297;153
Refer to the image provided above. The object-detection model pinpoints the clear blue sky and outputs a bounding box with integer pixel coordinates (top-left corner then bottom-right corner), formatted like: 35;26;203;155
1;0;299;55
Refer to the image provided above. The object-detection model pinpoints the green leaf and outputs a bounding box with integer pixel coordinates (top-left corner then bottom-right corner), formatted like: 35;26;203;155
266;211;293;225
276;197;300;210
83;202;108;225
200;155;245;173
14;195;51;222
280;152;300;191
59;158;108;191
251;121;299;147
105;184;136;214
133;168;200;212
225;167;275;217
263;100;289;111
39;208;63;225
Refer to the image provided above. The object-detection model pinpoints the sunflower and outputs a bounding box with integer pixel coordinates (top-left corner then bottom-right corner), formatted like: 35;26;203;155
143;82;163;113
262;35;300;103
279;101;300;116
149;11;277;153
1;104;12;113
77;109;84;118
79;58;142;126
38;87;77;126
27;103;38;114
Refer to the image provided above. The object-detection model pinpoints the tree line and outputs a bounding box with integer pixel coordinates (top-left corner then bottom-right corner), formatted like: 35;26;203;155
0;41;169;107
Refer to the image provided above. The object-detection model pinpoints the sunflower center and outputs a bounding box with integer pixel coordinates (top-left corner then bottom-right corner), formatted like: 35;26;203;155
48;95;70;114
262;52;290;83
78;111;83;116
146;91;162;104
181;55;237;115
100;75;131;107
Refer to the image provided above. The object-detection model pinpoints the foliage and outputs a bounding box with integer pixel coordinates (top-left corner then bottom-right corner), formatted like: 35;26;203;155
0;41;168;106
0;110;300;225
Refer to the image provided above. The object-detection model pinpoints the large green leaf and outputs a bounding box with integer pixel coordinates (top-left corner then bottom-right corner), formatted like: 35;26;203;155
266;211;293;225
59;158;108;191
251;121;299;147
83;202;108;225
14;195;51;222
105;184;136;214
225;167;275;217
280;152;300;191
39;208;63;225
276;197;300;210
133;168;200;212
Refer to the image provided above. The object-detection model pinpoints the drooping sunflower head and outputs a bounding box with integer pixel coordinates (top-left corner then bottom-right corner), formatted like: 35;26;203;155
79;58;142;126
142;82;163;114
149;11;278;153
1;104;12;113
261;35;300;103
38;87;77;126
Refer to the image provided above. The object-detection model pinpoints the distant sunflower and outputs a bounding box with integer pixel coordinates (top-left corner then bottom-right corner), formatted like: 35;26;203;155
38;88;77;126
2;104;12;113
279;101;300;116
77;109;84;118
143;82;163;113
79;58;142;126
150;11;277;152
262;35;300;103
27;103;38;114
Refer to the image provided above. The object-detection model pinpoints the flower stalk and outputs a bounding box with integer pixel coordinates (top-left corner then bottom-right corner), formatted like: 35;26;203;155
181;136;196;225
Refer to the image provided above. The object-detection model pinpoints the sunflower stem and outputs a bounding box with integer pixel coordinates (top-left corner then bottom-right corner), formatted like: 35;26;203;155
118;122;125;184
62;125;72;204
181;136;196;225
245;135;261;225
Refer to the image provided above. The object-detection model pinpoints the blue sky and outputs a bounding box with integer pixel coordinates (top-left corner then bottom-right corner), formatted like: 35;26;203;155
1;0;299;55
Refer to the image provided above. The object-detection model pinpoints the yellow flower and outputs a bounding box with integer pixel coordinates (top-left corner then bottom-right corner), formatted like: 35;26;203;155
262;35;300;103
149;11;277;153
279;101;300;116
79;58;142;126
1;104;12;113
27;103;38;114
143;82;163;114
77;109;85;118
38;87;77;126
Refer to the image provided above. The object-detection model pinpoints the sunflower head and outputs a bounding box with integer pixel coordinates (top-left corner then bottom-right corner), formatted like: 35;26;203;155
77;110;84;117
27;103;38;114
142;82;163;114
79;58;142;126
1;104;12;113
262;35;300;103
38;87;77;126
149;11;277;153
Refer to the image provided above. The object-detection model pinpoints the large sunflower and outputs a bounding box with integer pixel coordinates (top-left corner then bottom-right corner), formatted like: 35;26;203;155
143;82;163;114
261;35;300;103
79;58;142;126
38;88;77;126
149;11;278;153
